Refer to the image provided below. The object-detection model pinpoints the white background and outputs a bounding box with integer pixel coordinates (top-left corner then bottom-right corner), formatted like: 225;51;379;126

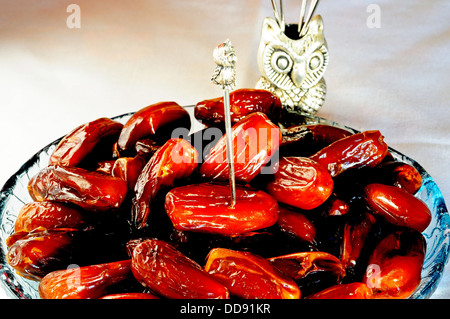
0;0;449;298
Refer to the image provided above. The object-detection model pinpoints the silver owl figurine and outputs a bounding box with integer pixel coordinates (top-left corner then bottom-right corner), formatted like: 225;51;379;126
256;14;329;114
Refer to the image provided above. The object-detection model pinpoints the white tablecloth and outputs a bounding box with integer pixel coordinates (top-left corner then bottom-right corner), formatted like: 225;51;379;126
0;0;449;299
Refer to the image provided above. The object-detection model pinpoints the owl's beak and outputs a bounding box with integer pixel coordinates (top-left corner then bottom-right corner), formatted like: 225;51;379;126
291;63;306;88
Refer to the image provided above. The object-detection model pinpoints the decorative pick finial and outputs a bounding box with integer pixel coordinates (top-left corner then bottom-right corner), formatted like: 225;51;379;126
211;39;237;91
211;39;237;206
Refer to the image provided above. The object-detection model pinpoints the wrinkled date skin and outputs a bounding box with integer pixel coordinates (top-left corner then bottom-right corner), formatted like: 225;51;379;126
14;201;87;233
165;183;279;236
200;112;282;184
28;165;128;212
131;239;229;299
265;157;334;210
135;138;161;159
305;124;354;146
281;124;353;157
39;259;131;299
117;101;191;153
194;88;282;126
365;183;431;232
375;161;423;194
310;130;389;177
112;155;147;191
276;206;316;243
49;117;123;167
131;138;198;229
7;229;77;280
363;229;426;299
307;282;373;299
205;248;301;299
268;252;345;282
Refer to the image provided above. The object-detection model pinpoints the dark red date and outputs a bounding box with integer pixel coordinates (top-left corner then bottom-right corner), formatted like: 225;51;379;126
165;182;279;236
112;155;146;190
135;137;161;159
14;201;87;233
205;248;301;299
7;229;77;280
200;112;282;184
310;130;389;177
340;213;376;270
268;252;345;282
375;161;423;194
363;229;426;299
194;88;282;126
131;138;198;229
265;157;334;210
364;183;431;232
49;117;123;167
305;124;354;145
131;239;229;299
117;101;190;153
28;165;128;212
280;124;353;157
39;259;132;299
276;206;316;243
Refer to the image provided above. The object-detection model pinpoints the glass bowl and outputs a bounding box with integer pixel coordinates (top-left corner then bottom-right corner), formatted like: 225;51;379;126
0;110;449;299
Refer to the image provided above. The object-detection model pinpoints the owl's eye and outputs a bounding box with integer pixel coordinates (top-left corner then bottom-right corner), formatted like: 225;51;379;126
307;51;324;71
271;51;293;74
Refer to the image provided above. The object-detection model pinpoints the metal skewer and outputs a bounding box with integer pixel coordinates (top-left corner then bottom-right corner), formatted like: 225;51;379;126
270;0;285;33
279;0;285;33
300;0;319;37
298;0;307;34
211;39;237;207
270;0;281;27
223;88;236;207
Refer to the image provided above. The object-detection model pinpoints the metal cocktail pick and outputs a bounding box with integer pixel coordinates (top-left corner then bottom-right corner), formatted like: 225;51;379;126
271;0;320;38
211;39;237;206
298;0;319;37
270;0;285;33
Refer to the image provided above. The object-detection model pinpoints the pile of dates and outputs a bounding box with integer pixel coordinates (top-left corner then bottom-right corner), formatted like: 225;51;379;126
6;89;431;299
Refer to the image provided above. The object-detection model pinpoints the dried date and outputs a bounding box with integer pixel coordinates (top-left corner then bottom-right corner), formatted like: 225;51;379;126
49;117;123;167
310;130;389;177
14;201;88;233
131;239;229;299
131;138;198;229
363;229;426;299
39;259;132;299
194;88;282;126
199;112;282;184
165;182;279;236
117;101;190;154
7;229;77;280
364;183;431;232
265;157;334;210
28;165;128;212
205;248;301;299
